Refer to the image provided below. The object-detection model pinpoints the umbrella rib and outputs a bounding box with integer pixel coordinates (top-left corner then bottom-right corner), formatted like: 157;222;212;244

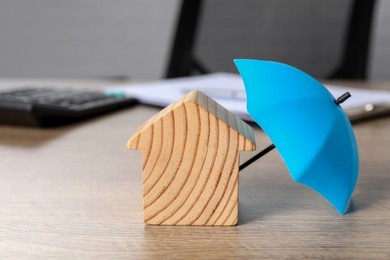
239;143;275;171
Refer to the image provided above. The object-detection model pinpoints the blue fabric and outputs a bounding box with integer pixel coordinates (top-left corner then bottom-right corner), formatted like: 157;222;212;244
235;59;359;214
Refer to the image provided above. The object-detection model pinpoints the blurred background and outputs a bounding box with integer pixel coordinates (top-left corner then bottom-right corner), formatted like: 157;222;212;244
0;0;388;81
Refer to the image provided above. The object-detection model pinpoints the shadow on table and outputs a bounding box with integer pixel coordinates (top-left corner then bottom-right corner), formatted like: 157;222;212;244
237;168;308;224
348;180;390;213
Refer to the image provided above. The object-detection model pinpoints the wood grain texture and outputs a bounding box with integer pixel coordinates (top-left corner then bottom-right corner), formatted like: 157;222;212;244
127;90;255;225
1;81;390;259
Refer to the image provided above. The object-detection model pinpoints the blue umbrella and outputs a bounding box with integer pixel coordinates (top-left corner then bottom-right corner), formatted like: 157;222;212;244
235;59;359;214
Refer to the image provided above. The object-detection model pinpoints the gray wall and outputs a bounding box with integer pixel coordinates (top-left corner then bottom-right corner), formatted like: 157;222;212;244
0;0;388;80
0;0;179;80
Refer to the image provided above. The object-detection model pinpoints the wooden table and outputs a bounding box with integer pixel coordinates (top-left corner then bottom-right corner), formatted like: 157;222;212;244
0;80;389;259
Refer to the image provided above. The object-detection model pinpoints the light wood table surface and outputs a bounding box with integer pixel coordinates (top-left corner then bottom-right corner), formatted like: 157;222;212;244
0;80;389;259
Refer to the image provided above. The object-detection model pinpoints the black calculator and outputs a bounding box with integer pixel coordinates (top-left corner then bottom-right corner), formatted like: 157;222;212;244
0;87;137;127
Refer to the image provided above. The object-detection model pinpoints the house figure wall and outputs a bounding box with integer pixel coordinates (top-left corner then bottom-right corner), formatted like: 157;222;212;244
128;90;256;225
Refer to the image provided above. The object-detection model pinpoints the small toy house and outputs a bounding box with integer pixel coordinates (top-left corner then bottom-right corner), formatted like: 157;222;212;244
127;90;256;225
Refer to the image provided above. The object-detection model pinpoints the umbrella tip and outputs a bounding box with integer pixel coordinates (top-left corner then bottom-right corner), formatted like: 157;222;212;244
342;199;354;215
335;92;351;105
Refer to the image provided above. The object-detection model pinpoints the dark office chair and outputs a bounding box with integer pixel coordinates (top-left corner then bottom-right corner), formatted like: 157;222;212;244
166;0;376;80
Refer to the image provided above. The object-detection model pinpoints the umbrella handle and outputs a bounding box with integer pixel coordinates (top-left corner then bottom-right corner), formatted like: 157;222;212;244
239;144;275;171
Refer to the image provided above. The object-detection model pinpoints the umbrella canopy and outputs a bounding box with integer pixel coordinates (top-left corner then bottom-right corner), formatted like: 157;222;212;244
235;59;359;214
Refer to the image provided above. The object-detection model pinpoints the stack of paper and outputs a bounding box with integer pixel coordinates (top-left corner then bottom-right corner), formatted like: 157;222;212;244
106;73;390;122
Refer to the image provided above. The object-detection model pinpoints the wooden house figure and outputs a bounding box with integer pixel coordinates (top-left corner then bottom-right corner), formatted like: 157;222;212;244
127;90;256;225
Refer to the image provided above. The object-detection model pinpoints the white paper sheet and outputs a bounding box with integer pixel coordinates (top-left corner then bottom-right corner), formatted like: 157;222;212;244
106;73;390;122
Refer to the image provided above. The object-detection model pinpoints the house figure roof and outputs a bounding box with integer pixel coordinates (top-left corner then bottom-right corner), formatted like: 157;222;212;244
128;90;256;225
